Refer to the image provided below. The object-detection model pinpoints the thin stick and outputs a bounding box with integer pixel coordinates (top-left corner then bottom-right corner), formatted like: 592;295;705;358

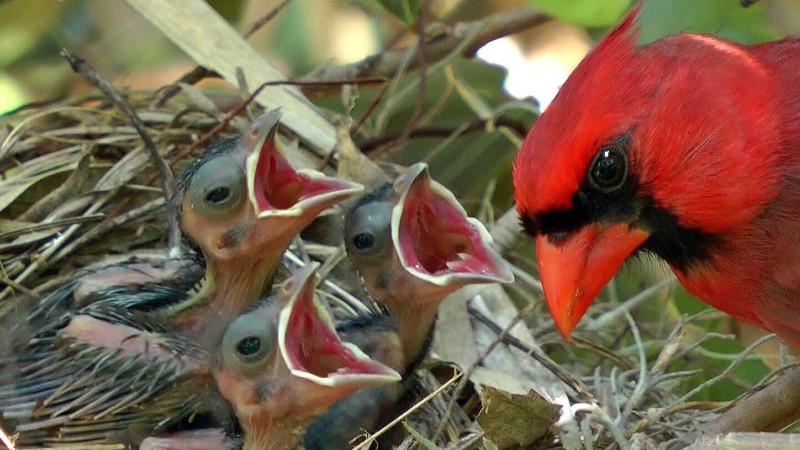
351;371;463;450
391;2;429;152
467;304;592;399
61;50;180;254
242;0;293;38
0;424;13;450
302;7;549;84
358;117;529;153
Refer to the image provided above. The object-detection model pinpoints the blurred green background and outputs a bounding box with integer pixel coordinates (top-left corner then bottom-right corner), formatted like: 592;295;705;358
2;0;798;114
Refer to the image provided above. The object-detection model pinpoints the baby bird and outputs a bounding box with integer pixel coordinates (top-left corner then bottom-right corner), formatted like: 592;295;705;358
141;263;401;450
304;163;514;449
0;110;362;446
26;108;362;347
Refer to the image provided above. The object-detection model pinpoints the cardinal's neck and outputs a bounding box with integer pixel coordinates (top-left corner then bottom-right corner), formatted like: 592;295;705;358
170;250;282;346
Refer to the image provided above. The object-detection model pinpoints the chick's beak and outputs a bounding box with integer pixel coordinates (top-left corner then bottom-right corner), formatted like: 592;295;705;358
536;223;649;339
392;163;514;287
278;263;401;388
245;109;362;222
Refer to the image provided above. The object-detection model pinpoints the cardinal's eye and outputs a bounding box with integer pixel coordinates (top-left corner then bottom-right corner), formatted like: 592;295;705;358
588;146;628;192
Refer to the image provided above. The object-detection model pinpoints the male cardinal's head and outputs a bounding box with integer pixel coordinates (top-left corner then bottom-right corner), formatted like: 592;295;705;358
513;5;782;338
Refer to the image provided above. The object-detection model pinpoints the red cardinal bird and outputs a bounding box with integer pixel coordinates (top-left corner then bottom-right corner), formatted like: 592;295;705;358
513;5;800;347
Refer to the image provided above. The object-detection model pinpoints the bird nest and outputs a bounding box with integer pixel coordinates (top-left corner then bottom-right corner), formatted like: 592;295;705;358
0;42;792;450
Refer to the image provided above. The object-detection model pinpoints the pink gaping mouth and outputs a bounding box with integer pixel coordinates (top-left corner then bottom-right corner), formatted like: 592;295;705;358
245;109;362;218
393;163;514;285
278;263;400;387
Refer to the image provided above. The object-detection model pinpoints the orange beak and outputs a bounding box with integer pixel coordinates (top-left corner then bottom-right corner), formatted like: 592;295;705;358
536;223;649;339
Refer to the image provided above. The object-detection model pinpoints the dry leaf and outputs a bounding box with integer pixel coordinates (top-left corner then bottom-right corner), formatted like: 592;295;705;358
433;284;570;401
476;384;560;449
0;148;82;213
0;219;33;235
335;123;390;189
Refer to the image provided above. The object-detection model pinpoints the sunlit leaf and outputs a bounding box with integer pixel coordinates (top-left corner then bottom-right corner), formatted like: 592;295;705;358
0;0;68;67
639;0;782;44
360;0;420;26
527;0;632;27
0;74;27;115
314;58;534;211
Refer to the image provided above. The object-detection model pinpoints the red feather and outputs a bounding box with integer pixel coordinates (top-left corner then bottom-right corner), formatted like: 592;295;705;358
513;4;800;347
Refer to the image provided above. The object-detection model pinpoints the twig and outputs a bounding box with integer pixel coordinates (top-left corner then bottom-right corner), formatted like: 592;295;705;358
350;82;389;136
0;273;42;300
17;150;92;222
681;334;778;405
620;310;648;423
688;431;800;450
351;371;463;450
61;50;180;255
586;277;678;332
467;303;592;399
0;423;14;450
49;197;167;267
390;1;429;154
151;66;218;108
242;0;293;37
701;362;800;435
357;117;530;153
0;214;105;242
569;336;634;371
0;193;112;302
172;78;385;164
433;301;539;442
571;402;628;447
302;7;549;83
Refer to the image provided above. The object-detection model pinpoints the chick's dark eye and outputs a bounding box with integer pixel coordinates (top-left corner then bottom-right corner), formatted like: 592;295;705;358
352;232;375;250
236;336;261;356
187;156;245;220
589;147;627;192
206;186;231;204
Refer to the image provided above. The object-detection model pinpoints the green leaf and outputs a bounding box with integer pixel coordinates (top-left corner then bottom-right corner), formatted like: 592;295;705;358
313;58;536;212
483;438;501;450
527;0;632;27
638;0;782;44
360;0;420;26
0;0;69;67
0;74;27;115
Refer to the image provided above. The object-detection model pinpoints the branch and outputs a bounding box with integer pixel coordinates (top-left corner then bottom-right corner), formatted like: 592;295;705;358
61;50;181;255
468;303;593;399
699;365;800;435
303;7;549;83
356;117;530;153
